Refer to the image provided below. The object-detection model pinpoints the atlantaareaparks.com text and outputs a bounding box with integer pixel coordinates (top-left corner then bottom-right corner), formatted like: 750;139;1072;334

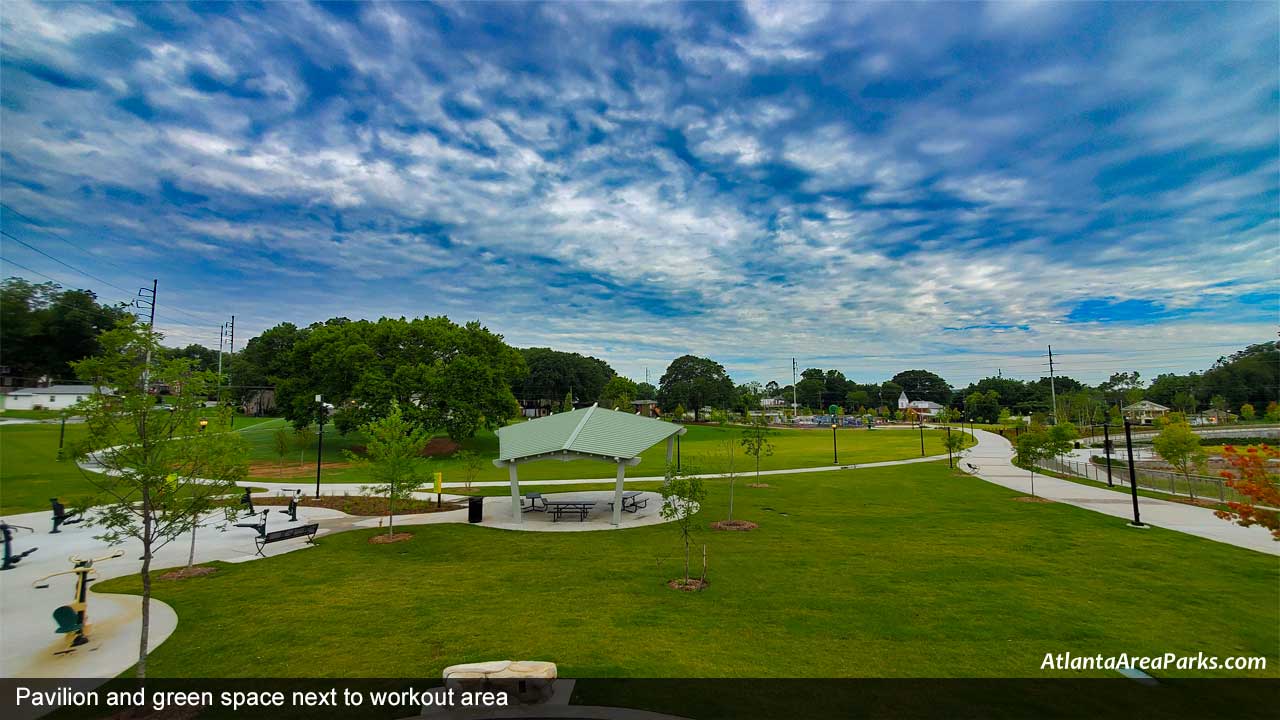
1041;652;1267;672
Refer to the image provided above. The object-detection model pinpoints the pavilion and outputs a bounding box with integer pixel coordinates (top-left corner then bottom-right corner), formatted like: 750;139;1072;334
492;404;687;526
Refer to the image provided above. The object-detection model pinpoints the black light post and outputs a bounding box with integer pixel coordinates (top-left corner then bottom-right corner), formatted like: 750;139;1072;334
918;421;925;457
946;426;953;469
1123;419;1144;527
832;423;839;464
58;415;67;451
314;394;325;499
1102;423;1114;488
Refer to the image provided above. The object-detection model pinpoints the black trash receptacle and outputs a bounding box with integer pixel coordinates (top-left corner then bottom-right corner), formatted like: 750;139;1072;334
468;496;483;523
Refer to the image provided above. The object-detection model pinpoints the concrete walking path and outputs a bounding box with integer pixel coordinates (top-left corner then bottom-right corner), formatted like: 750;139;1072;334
961;428;1278;556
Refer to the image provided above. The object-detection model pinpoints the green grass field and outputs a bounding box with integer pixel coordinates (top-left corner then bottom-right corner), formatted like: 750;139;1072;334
95;461;1278;679
238;419;970;484
0;422;102;515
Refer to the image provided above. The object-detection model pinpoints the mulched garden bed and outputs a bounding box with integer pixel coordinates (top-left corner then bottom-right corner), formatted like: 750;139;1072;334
747;482;770;488
158;566;217;581
667;578;709;592
710;520;758;531
1014;496;1054;503
368;532;414;545
250;495;462;516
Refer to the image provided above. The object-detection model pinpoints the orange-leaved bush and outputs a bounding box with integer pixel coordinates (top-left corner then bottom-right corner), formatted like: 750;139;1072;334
1214;444;1279;541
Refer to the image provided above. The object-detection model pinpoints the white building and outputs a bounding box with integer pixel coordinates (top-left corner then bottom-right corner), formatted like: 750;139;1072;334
898;391;944;419
4;385;102;411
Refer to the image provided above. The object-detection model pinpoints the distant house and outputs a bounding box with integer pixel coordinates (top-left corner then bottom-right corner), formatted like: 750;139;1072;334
630;399;658;417
1123;400;1170;425
240;389;276;416
760;397;787;408
898;391;944;419
4;384;105;411
1194;409;1234;426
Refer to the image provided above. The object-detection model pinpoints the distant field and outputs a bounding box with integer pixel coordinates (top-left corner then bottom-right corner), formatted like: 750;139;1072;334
238;420;972;484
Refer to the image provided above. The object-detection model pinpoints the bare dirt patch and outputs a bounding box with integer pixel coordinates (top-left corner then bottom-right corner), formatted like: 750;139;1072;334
667;578;709;592
251;495;462;516
368;532;414;545
158;566;217;581
247;461;357;479
1014;496;1054;503
421;437;461;457
711;520;758;531
747;482;770;488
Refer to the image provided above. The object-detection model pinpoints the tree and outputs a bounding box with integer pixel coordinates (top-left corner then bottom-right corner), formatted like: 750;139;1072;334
1266;401;1280;422
1;277;131;380
1014;430;1051;497
345;402;429;538
561;390;574;413
671;403;686;421
740;416;775;484
599;376;638;411
891;370;952;405
1214;444;1279;541
719;429;740;521
964;390;1001;424
457;450;485;492
657;355;735;421
272;427;291;476
943;429;967;465
1152;422;1207;498
511;347;613;407
70;320;248;678
1240;403;1256;421
293;424;315;466
659;463;708;588
636;382;658;400
274;316;525;441
1047;422;1079;461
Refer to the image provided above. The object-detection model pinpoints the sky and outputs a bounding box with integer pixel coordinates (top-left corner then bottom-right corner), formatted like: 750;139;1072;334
1;0;1277;389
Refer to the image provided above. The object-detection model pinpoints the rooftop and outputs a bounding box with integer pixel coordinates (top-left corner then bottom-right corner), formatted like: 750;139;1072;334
495;404;684;465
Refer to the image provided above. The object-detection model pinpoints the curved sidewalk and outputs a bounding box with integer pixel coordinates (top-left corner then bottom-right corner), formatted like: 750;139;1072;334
962;428;1278;555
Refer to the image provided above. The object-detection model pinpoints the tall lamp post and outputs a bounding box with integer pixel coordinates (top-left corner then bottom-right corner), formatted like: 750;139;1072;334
1123;419;1145;528
832;423;839;464
1098;422;1114;488
314;394;327;499
918;419;925;457
946;426;953;469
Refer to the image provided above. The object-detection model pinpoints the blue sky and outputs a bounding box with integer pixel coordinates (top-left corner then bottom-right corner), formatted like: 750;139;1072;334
1;1;1276;387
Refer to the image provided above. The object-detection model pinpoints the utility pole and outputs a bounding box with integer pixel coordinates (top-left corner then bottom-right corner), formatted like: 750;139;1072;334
1047;345;1058;426
227;316;235;428
792;357;798;417
135;280;157;394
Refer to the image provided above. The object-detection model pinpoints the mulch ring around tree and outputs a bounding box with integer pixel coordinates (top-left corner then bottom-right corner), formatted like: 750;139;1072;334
710;520;758;531
1014;496;1054;503
158;566;217;581
667;578;709;592
368;532;414;545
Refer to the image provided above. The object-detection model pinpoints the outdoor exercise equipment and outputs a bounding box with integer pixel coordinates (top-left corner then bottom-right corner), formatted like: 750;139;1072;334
50;498;83;534
239;487;255;516
278;492;300;522
234;509;270;539
31;549;125;654
1;522;37;570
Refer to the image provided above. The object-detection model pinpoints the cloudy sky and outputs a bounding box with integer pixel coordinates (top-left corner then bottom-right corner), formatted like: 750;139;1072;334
1;1;1276;387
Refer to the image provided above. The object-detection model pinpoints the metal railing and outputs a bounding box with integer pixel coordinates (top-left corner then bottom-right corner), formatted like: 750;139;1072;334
1040;456;1246;504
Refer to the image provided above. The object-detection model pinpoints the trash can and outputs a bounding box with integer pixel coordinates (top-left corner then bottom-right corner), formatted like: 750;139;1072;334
468;496;483;524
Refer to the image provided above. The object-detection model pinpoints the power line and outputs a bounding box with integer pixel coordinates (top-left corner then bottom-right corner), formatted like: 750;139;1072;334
1;229;135;295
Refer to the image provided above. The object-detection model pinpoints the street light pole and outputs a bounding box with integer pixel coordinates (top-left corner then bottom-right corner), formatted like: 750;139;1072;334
314;394;325;499
919;421;925;457
832;423;838;464
1123;419;1144;527
946;426;953;469
1102;422;1114;487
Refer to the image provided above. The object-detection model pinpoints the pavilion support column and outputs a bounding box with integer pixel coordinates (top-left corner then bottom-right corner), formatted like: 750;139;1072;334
666;436;675;465
509;463;522;524
612;461;625;526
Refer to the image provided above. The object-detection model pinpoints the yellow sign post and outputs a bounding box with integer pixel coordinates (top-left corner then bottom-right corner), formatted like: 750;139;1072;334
434;472;443;508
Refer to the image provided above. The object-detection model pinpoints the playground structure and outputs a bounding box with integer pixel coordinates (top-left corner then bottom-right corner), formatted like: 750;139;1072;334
30;549;124;654
1;521;37;570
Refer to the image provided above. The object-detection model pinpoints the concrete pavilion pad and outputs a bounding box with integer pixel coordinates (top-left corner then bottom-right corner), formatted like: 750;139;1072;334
355;490;681;533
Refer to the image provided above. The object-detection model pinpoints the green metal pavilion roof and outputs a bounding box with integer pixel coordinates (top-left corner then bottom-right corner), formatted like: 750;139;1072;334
496;404;684;464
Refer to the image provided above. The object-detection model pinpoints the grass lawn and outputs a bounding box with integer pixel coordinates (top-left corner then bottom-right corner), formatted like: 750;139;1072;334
0;422;103;515
0;408;67;420
95;461;1278;680
239;420;971;484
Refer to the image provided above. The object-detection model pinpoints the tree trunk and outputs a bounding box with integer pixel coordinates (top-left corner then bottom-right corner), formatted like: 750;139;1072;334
388;495;395;537
1030;468;1036;497
700;544;707;583
728;478;735;522
138;489;152;679
186;521;197;569
683;537;690;584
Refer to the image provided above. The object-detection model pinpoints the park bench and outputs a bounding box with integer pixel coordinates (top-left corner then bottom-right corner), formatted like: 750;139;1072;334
254;523;318;556
545;501;594;523
607;491;648;514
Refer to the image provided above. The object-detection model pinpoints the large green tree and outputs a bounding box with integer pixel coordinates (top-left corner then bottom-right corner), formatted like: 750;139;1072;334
891;369;953;405
657;355;735;420
274;316;525;440
510;347;613;406
599;376;639;410
0;278;130;380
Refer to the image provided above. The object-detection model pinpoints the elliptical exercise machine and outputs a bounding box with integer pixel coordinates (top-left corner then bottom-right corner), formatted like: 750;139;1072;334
31;549;125;654
1;521;37;570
